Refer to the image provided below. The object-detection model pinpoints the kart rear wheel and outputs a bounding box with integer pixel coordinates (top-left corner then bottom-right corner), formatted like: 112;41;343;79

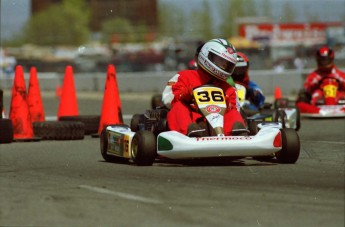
295;108;301;131
274;98;290;108
100;126;123;162
273;109;287;128
248;121;260;135
130;114;144;132
131;130;156;166
275;128;300;164
151;94;163;109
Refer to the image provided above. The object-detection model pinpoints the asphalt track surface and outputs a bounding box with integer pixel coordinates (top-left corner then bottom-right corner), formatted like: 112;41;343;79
1;91;344;227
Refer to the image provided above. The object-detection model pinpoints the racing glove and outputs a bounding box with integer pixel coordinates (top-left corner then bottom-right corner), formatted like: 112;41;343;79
248;88;265;108
178;86;194;104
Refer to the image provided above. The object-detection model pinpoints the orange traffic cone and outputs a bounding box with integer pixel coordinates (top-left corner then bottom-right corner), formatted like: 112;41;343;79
98;64;123;134
274;86;282;99
55;85;62;97
113;65;123;123
27;67;45;122
9;65;36;140
57;65;78;119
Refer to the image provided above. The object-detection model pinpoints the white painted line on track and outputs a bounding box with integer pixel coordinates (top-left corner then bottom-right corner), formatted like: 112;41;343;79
300;140;345;145
79;185;162;204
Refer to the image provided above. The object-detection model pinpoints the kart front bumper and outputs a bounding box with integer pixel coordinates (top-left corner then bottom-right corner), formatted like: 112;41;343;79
157;127;282;159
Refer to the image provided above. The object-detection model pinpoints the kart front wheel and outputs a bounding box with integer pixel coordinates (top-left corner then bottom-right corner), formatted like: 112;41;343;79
131;130;156;166
275;128;300;164
100;126;123;162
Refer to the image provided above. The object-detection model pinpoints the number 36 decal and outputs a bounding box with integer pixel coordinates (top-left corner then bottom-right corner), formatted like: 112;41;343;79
193;87;225;105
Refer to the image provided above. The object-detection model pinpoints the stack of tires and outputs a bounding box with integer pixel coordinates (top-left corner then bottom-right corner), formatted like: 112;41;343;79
0;89;13;144
32;115;100;140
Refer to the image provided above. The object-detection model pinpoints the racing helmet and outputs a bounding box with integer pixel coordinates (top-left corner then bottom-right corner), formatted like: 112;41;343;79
198;38;237;81
232;52;249;82
316;46;334;71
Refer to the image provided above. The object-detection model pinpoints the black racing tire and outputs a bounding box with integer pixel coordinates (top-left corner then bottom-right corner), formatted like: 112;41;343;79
33;121;85;140
275;128;300;164
0;119;13;143
273;109;287;128
151;94;163;109
154;118;168;136
59;115;100;135
99;126;125;162
131;130;156;166
295;108;301;131
296;89;311;103
248;121;260;135
130;114;144;132
274;98;290;108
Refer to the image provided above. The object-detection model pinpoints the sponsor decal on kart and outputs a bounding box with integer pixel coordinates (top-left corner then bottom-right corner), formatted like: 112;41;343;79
195;136;252;141
109;131;126;156
123;135;130;156
206;105;221;113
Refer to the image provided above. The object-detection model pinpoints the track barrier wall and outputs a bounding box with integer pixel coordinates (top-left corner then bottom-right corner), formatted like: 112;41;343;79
2;69;339;95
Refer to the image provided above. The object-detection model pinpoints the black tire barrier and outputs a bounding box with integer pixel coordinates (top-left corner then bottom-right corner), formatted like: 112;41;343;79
33;121;85;140
59;115;100;135
0;119;13;144
0;89;3;119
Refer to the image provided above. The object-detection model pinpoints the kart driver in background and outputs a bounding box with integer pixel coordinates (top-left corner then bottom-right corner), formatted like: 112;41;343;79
162;38;246;137
301;46;345;105
232;52;265;110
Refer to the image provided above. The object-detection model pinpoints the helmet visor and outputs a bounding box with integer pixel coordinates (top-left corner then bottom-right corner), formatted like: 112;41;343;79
232;67;247;82
209;53;236;74
317;56;333;68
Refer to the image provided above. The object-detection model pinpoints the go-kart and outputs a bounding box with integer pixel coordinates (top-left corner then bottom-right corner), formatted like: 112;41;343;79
100;85;300;166
235;83;301;131
296;77;345;118
151;83;301;130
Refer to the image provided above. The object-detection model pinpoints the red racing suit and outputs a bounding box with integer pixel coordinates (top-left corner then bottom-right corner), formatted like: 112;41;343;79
304;66;345;105
163;68;245;136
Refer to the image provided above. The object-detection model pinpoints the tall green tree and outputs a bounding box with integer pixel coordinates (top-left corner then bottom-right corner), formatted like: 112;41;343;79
24;0;90;46
218;0;257;38
281;1;296;22
158;2;185;37
101;17;134;43
190;0;213;40
261;0;273;20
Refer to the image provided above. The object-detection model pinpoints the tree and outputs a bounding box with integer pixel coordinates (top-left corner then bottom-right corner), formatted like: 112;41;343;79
101;17;134;43
281;1;296;22
261;0;273;20
190;0;214;40
24;0;90;46
158;2;185;37
218;0;257;38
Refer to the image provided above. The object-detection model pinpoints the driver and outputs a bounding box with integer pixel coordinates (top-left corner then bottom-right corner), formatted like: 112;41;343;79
164;38;246;136
232;52;265;110
302;46;345;105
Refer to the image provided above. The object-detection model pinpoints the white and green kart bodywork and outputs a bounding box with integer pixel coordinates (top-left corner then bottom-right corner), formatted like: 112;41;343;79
100;86;300;166
100;123;300;166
